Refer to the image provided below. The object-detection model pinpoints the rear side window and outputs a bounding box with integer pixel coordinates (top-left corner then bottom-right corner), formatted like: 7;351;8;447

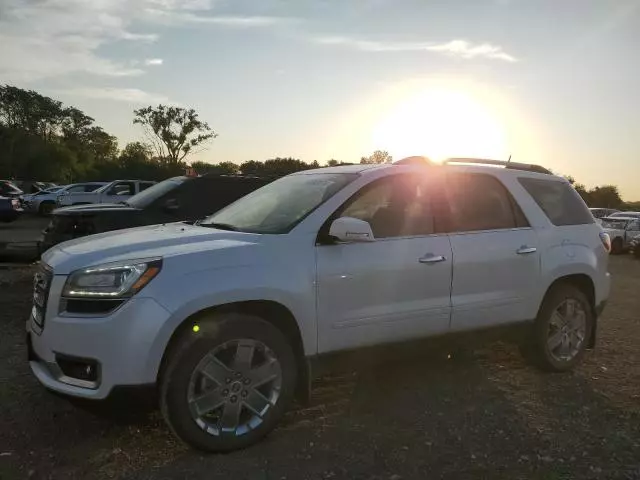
519;178;594;226
445;173;529;232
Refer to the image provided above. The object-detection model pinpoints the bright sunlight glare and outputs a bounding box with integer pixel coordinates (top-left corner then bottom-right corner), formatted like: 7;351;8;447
370;87;508;162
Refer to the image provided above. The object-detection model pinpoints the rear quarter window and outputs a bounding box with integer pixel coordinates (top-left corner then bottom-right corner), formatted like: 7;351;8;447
518;178;594;226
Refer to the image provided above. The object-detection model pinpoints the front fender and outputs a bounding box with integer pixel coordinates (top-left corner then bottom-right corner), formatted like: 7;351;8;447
143;263;316;380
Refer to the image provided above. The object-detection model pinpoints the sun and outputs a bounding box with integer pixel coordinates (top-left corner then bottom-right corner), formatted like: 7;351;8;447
370;86;508;163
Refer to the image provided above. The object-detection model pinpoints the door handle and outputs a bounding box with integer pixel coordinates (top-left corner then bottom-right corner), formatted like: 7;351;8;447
418;254;447;264
516;246;537;255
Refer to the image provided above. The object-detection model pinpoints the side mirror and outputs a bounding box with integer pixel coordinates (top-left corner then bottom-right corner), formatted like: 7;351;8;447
329;217;375;242
163;198;180;212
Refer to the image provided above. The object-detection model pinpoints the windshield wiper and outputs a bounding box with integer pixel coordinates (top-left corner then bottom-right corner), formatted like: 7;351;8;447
198;222;239;231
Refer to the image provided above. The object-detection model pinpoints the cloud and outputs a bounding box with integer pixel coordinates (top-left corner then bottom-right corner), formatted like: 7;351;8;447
425;40;517;62
144;58;164;66
57;87;175;105
0;0;293;83
314;36;517;62
144;8;293;27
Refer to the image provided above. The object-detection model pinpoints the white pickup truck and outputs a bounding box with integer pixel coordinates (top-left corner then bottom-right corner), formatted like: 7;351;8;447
56;179;156;207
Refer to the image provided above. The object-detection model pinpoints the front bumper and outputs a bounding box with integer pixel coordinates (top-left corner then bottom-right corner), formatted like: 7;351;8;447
27;274;173;400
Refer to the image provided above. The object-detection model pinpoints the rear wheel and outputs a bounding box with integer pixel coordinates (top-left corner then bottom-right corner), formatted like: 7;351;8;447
160;313;297;452
521;284;593;372
611;237;624;255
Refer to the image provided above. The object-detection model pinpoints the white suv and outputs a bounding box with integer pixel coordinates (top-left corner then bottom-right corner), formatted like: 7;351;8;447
28;159;611;452
56;179;156;207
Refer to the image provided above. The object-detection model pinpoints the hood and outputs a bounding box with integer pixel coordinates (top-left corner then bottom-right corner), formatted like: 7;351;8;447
54;203;137;215
42;222;265;274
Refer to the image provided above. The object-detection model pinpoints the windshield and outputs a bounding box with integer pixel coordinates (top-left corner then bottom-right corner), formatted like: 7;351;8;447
601;218;628;229
127;177;186;209
201;173;356;233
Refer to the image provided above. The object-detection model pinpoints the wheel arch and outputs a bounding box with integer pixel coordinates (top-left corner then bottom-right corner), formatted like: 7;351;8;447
540;273;597;348
157;300;311;404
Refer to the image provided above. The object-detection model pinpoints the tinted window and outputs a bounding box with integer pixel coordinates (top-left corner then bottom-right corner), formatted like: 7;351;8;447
139;182;155;191
445;173;526;232
519;178;594;226
340;175;434;238
67;185;87;193
108;182;135;196
85;184;103;192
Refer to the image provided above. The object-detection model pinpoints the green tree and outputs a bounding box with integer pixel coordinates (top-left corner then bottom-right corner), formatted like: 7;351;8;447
191;160;239;175
360;150;392;164
133;105;217;165
587;185;623;209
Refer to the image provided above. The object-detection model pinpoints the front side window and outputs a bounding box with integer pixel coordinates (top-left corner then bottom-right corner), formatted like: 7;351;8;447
108;182;135;196
627;220;640;232
201;173;356;234
445;173;526;232
339;175;434;238
519;177;594;226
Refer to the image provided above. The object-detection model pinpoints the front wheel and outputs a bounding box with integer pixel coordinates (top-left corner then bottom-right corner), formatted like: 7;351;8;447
521;284;593;372
160;313;297;452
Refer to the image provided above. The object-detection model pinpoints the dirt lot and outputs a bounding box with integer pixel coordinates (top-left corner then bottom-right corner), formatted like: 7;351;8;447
1;257;638;480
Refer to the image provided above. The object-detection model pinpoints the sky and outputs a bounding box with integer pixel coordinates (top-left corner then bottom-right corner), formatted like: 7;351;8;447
1;0;639;199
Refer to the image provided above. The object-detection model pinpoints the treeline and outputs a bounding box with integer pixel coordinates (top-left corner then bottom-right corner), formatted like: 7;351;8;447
0;84;636;209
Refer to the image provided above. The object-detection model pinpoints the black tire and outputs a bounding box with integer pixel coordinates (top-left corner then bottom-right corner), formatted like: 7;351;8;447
521;284;593;372
160;313;297;452
611;237;624;255
38;201;55;216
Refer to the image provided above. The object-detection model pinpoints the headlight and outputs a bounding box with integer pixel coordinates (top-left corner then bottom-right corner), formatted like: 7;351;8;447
62;258;162;298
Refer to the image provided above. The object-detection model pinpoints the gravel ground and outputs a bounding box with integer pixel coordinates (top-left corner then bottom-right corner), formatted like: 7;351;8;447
0;257;638;480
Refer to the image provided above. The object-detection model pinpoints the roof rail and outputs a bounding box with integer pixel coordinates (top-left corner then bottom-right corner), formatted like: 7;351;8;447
443;158;552;175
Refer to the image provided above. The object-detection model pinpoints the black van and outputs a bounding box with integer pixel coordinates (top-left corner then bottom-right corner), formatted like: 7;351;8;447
41;174;274;252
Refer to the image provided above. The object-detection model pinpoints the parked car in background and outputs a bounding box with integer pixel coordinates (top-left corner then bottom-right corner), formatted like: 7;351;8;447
0;180;23;199
589;208;619;225
600;217;640;254
41;174;274;251
56;180;155;207
52;182;109;208
629;234;640;259
13;180;57;194
29;159;610;452
607;211;640;220
0;196;23;222
21;186;65;214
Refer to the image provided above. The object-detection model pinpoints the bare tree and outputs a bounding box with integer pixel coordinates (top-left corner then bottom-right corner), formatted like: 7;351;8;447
133;105;217;165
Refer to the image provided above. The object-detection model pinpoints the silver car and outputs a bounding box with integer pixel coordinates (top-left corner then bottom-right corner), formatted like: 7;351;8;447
601;217;640;254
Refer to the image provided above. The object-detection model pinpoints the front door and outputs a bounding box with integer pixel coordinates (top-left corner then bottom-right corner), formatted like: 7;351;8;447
444;172;541;331
316;174;452;354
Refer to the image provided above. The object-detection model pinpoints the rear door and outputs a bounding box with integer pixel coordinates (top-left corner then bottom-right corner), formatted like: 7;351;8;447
444;172;541;331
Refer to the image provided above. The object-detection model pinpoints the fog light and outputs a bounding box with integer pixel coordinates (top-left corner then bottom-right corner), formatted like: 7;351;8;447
55;355;99;382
